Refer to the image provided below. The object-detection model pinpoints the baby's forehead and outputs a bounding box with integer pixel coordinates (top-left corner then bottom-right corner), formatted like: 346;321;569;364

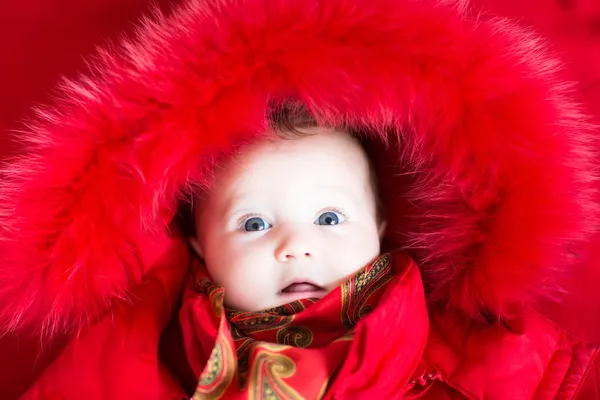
197;129;375;202
232;129;368;168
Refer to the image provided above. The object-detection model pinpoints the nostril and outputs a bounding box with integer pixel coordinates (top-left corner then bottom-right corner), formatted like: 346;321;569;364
281;252;311;259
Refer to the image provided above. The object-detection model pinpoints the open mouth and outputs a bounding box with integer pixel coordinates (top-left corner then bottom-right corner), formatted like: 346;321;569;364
280;282;326;294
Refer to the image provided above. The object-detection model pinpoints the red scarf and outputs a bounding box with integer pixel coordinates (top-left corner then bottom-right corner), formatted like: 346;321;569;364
179;252;429;399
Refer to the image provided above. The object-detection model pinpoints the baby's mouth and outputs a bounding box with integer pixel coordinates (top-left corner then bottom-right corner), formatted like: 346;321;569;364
280;282;325;294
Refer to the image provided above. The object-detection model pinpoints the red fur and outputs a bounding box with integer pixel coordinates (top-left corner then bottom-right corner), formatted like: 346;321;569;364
0;0;597;337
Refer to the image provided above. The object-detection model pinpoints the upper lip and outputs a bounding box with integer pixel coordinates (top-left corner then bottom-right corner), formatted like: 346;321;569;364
279;278;325;293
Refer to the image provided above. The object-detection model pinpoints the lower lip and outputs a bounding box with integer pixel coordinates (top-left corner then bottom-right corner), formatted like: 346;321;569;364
278;290;326;301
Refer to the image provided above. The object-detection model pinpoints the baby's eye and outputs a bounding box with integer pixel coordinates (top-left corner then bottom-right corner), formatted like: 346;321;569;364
243;217;272;232
315;211;345;226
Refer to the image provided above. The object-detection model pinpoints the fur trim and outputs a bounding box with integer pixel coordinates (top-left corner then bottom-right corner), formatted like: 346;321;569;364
0;0;597;336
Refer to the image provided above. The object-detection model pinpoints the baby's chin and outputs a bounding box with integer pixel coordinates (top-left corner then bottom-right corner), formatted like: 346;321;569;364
227;289;329;312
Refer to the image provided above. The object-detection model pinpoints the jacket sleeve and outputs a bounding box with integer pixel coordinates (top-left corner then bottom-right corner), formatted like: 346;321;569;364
19;236;190;400
575;355;600;400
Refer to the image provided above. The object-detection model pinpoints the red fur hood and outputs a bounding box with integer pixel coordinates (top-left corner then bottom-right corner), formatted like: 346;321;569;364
0;0;597;337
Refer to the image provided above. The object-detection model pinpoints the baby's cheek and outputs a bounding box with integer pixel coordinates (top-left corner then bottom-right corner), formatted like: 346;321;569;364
333;224;379;267
220;244;276;311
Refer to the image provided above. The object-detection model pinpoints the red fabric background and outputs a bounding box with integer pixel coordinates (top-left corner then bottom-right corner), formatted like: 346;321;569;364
475;0;600;119
0;2;176;398
0;0;176;157
0;0;598;399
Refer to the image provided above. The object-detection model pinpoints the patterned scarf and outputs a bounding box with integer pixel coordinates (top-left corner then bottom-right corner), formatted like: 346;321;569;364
180;253;427;399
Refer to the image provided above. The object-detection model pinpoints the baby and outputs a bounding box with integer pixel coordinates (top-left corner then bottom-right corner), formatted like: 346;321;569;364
179;114;415;399
189;126;387;311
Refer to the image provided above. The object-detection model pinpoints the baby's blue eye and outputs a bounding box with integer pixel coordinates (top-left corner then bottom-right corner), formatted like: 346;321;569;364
244;217;271;232
315;211;344;226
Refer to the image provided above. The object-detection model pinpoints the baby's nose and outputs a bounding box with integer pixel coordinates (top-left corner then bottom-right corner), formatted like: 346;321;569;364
274;233;312;262
275;246;312;262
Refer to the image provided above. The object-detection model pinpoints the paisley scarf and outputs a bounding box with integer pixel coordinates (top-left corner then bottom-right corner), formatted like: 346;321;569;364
179;252;428;399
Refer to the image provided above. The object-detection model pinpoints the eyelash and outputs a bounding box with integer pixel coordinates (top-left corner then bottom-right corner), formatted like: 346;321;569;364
236;208;350;229
236;213;263;229
320;207;349;220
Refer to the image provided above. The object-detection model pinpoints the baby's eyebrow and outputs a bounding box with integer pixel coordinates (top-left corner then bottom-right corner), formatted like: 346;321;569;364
220;185;364;218
312;186;361;203
221;192;253;217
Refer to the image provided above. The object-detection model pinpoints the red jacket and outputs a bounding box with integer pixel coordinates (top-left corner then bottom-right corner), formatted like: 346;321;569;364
1;0;599;398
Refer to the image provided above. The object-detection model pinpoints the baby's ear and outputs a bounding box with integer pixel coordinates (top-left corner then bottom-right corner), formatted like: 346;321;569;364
188;237;204;258
378;220;387;239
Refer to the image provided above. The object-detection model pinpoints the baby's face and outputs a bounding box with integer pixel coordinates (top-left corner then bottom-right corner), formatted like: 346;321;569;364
192;129;383;311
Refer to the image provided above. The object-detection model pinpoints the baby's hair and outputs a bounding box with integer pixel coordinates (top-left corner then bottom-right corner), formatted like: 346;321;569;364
267;100;321;137
176;100;384;238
